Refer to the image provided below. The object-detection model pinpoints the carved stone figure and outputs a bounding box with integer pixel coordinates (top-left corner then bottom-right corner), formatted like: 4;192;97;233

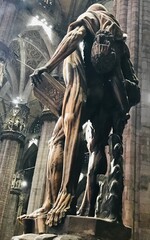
18;3;140;229
11;172;24;190
3;104;29;133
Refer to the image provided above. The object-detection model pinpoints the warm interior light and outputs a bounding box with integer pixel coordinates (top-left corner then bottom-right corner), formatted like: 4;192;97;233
28;138;38;147
21;180;27;188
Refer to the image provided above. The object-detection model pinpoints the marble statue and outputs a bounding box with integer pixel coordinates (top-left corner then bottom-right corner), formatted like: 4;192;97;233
18;3;140;229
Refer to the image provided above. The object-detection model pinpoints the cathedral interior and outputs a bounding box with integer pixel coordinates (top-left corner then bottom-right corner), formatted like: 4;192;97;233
0;0;150;240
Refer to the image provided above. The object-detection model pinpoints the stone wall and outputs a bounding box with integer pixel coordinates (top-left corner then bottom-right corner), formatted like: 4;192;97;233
138;0;150;238
115;0;150;239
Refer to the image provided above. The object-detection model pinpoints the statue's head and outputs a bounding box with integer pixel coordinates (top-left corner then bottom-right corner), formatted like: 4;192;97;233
87;3;108;12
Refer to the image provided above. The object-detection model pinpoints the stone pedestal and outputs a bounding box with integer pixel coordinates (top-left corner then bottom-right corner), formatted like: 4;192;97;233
48;215;131;240
13;215;131;240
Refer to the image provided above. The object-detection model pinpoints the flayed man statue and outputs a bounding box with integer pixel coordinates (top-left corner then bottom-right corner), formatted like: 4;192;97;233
18;3;140;230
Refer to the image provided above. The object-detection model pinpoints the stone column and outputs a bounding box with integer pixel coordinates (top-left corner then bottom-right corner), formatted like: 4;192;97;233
1;189;22;240
113;0;128;33
0;103;29;240
0;0;18;87
134;0;150;239
27;110;57;214
115;1;146;240
0;0;17;43
0;132;25;237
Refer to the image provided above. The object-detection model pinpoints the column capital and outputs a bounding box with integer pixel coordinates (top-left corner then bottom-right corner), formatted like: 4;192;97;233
2;103;30;135
28;110;57;135
40;109;58;123
0;130;25;144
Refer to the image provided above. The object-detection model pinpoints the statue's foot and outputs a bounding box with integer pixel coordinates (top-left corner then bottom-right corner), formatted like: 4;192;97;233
46;191;73;227
18;206;50;222
28;206;49;218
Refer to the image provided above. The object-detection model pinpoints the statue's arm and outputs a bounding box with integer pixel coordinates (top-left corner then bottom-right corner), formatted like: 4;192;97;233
30;24;86;83
45;25;86;73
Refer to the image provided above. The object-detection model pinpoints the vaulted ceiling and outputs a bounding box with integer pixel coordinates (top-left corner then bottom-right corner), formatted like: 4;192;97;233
0;0;113;130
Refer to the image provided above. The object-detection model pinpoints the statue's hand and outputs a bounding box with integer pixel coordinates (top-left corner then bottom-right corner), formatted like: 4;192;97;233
30;66;47;87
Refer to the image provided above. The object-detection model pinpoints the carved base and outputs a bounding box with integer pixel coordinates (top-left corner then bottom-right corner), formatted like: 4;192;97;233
22;216;46;234
14;215;131;240
48;215;131;240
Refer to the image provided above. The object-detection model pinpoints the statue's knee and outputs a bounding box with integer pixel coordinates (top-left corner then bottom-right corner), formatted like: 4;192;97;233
50;160;62;172
64;113;75;125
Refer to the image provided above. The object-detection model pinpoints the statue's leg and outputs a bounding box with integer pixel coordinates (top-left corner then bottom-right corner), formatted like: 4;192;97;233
110;41;131;116
41;116;65;209
46;75;85;226
121;42;139;84
18;117;65;221
108;108;128;163
77;151;98;216
87;147;107;217
78;108;111;217
44;136;64;208
46;111;83;226
112;110;129;139
105;107;130;222
88;107;112;211
111;66;130;117
94;111;125;222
